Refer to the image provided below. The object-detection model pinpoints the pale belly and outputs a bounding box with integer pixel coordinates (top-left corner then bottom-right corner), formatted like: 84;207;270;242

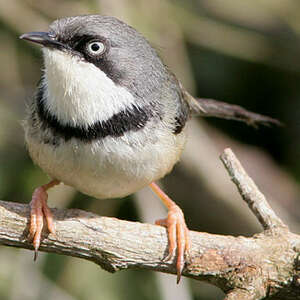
26;128;187;199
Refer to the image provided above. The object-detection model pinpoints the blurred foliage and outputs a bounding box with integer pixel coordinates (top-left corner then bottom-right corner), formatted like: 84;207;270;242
0;0;300;299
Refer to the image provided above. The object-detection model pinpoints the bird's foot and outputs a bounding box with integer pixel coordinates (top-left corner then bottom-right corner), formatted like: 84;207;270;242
155;204;190;283
28;180;59;260
150;183;190;283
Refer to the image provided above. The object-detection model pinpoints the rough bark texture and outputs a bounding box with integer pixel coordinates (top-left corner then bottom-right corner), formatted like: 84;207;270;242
0;148;299;299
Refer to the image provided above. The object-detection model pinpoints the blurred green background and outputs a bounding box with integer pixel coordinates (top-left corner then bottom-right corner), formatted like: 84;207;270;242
0;0;299;299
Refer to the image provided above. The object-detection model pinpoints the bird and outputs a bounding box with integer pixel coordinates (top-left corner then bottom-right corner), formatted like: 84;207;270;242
19;14;279;283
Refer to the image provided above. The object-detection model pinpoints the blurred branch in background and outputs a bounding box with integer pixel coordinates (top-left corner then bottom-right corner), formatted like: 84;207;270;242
0;0;300;300
178;0;300;72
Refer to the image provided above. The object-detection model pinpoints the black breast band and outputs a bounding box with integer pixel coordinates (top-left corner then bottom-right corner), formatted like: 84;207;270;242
36;86;154;142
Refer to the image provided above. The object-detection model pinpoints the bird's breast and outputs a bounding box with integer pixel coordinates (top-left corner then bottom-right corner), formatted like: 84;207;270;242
25;121;187;199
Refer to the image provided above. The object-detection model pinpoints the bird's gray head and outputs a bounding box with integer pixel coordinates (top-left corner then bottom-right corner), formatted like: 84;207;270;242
20;15;171;129
21;15;165;96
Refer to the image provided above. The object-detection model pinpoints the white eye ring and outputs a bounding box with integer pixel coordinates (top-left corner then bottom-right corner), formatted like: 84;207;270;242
86;41;106;56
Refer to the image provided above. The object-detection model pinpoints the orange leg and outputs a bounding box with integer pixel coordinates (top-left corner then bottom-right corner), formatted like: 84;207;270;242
149;182;190;283
28;179;60;260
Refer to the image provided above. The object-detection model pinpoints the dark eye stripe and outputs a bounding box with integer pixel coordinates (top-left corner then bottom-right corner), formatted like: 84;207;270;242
70;35;108;53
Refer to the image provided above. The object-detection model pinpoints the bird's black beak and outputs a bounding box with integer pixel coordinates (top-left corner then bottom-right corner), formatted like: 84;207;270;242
19;31;65;50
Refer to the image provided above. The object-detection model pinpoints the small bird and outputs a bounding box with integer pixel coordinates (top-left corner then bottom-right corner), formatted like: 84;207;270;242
20;15;279;283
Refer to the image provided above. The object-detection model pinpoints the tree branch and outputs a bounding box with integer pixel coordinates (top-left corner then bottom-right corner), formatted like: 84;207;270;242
0;148;299;299
224;289;262;300
220;148;287;231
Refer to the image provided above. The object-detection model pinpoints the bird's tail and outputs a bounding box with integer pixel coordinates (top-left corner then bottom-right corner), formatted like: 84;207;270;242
183;89;282;127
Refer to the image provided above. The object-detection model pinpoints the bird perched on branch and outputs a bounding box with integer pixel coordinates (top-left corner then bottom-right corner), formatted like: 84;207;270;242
20;15;279;283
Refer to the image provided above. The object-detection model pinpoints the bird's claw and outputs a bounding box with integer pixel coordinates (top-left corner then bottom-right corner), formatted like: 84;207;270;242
155;204;190;283
28;184;56;259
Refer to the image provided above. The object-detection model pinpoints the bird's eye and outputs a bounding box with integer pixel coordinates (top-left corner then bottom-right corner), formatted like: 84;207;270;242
86;41;106;56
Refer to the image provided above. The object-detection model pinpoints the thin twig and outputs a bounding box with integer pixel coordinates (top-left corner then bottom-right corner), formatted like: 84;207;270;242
220;148;287;231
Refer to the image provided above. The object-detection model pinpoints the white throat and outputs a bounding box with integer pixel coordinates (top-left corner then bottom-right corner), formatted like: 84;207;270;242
42;48;136;127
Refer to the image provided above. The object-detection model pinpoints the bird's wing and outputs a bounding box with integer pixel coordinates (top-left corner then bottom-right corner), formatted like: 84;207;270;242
182;88;281;127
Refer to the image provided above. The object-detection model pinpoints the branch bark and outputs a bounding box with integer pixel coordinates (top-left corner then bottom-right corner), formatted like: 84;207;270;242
0;148;299;299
